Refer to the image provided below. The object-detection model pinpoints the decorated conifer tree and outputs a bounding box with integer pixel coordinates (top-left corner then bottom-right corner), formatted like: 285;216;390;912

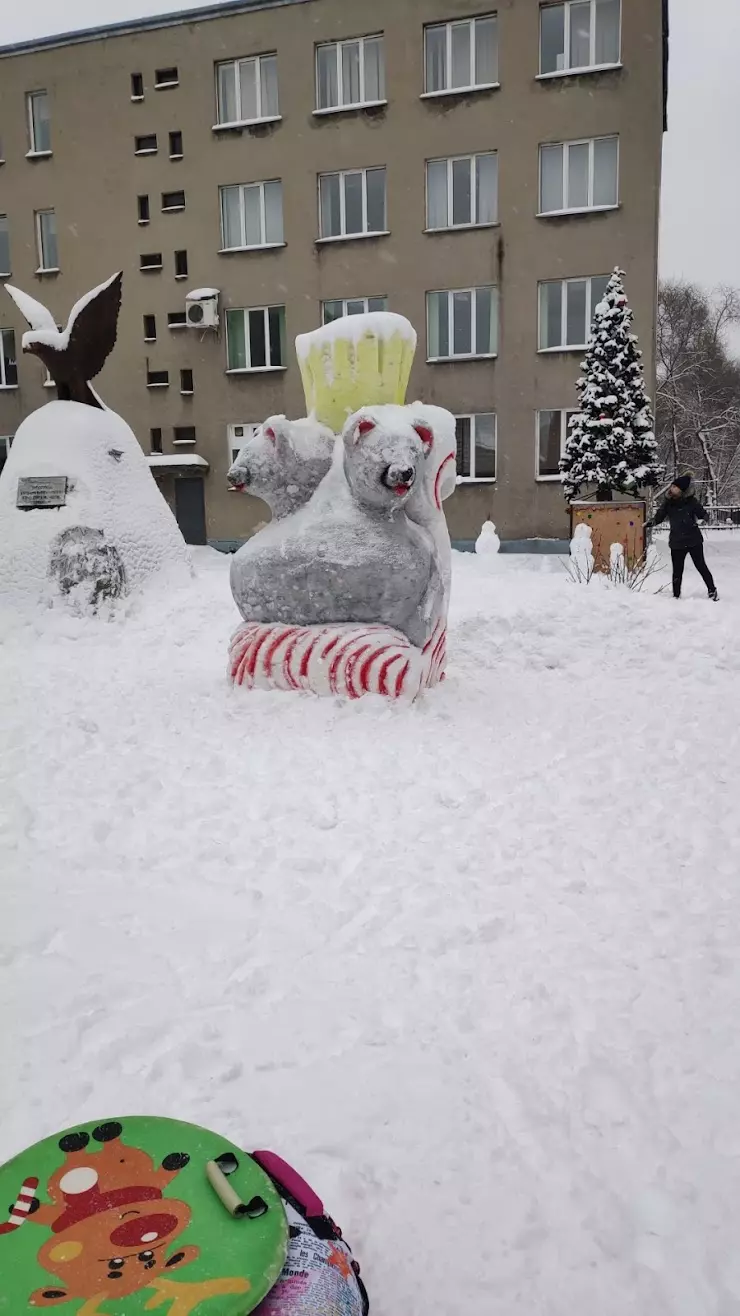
560;268;663;502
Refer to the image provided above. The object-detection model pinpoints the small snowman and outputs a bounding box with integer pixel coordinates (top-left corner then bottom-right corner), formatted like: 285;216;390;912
570;523;594;577
475;519;500;565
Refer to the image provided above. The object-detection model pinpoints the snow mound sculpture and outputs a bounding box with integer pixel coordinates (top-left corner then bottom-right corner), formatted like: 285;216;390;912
476;520;501;560
0;274;190;612
229;312;456;700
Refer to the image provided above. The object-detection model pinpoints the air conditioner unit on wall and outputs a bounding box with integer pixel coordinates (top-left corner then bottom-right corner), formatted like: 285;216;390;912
185;288;220;329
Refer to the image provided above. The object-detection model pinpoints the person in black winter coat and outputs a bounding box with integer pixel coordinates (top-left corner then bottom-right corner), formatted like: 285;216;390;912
647;474;719;600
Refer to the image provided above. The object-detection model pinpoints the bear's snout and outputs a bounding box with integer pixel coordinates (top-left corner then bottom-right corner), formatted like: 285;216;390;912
227;468;250;491
382;464;416;494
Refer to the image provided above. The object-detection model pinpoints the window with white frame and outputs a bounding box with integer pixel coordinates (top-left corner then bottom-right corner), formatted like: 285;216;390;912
27;90;51;153
319;167;386;239
456;413;496;480
538;274;609;350
216;54;279;126
424;15;498;95
0;435;12;472
539;0;621;75
35;210;58;271
426;152;498;229
427;287;498;360
537;409;578;477
322;297;387;324
228;422;261;463
1;329;18;387
220;181;284;249
0;216;10;275
226;306;286;371
316;35;385;111
539;136;618;213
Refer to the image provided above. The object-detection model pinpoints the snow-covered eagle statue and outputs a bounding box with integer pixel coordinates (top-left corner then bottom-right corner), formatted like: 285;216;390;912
0;273;190;613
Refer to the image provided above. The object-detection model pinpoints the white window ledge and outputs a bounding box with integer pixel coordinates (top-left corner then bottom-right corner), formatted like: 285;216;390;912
538;345;587;354
0;271;11;279
143;336;156;343
313;99;388;117
457;477;496;484
180;389;194;396
43;379;56;388
425;222;500;234
218;243;287;254
226;366;287;375
0;159;6;166
26;149;53;159
130;94;145;102
140;265;164;272
174;273;188;280
421;83;499;100
168;323;187;331
135;148;158;156
146;382;169;388
155;81;179;90
212;116;282;132
536;63;622;82
427;353;497;363
316;231;390;245
0;384;19;391
536;475;563;482
35;266;60;275
173;439;196;445
137;219;150;226
169;153;184;160
162;206;186;213
537;204;619;219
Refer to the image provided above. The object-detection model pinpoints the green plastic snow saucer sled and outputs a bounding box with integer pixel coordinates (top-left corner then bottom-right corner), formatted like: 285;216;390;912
0;1116;288;1315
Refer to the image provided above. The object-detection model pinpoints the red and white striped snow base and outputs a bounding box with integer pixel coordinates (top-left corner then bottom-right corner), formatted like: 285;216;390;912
229;621;447;700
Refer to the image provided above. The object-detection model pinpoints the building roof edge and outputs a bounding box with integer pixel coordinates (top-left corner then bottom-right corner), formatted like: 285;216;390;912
0;0;312;58
662;0;670;131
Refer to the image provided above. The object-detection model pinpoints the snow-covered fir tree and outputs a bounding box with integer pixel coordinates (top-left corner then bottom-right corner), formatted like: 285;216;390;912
560;268;663;502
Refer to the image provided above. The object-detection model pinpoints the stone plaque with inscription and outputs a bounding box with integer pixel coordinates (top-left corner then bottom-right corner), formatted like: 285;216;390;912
16;476;68;510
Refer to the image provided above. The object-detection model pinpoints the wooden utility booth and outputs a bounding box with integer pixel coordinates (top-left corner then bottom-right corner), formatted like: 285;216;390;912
570;498;646;571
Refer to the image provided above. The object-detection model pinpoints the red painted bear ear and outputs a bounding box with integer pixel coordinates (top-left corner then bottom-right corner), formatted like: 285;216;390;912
413;423;434;450
355;418;376;441
263;426;276;442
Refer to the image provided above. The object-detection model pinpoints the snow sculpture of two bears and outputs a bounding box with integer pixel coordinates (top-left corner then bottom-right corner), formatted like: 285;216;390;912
0;273;190;613
227;312;456;700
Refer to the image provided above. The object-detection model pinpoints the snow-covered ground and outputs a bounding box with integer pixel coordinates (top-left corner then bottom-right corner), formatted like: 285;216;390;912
2;535;740;1316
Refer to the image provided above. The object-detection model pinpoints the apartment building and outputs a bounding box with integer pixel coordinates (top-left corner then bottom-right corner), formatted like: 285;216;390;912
0;0;668;546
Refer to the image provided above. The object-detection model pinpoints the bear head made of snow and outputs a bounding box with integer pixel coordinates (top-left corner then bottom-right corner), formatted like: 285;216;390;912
226;416;336;520
342;406;433;511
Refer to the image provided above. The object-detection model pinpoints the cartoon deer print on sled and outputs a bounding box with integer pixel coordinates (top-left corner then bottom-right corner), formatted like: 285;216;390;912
9;1121;249;1315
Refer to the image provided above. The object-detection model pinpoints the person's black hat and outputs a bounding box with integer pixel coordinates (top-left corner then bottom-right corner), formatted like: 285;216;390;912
674;474;692;492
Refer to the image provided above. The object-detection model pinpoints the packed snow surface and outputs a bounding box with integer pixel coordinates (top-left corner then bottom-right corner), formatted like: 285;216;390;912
2;538;740;1315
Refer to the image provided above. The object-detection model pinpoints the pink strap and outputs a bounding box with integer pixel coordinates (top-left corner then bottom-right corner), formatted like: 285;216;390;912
251;1150;324;1219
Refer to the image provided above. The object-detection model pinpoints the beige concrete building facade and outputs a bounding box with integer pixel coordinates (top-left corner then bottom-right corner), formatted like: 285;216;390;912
0;0;667;546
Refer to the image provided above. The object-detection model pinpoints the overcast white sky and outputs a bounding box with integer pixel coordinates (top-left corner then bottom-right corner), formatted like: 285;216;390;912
2;0;738;294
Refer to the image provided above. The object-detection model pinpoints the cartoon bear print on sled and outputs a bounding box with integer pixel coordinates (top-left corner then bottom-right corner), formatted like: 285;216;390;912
0;1116;368;1316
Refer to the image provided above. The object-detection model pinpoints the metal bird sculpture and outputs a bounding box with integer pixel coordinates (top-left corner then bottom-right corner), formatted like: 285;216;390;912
5;271;123;409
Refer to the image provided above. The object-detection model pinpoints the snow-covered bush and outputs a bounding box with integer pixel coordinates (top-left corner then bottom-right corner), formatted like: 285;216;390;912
560;269;663;502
